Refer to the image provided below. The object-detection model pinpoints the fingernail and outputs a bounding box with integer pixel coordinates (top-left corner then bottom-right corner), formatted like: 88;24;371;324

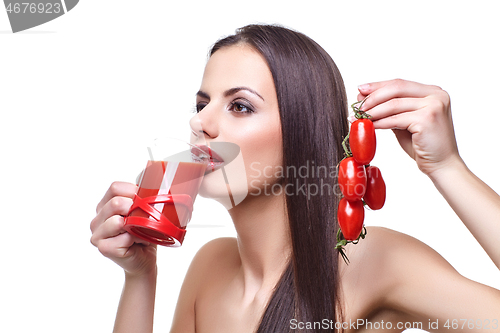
347;115;356;123
358;84;370;91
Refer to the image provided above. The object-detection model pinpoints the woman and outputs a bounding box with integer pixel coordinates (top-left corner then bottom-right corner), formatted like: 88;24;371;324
90;24;500;332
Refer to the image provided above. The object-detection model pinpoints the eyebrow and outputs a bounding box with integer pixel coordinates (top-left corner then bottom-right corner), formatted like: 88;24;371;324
196;86;265;101
196;90;210;100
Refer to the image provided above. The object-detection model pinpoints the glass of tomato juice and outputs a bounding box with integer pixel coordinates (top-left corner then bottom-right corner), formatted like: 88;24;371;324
124;138;210;247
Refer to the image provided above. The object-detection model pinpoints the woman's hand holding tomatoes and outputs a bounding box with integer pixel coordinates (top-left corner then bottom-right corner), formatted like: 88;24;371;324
338;78;464;263
357;79;461;178
356;79;500;269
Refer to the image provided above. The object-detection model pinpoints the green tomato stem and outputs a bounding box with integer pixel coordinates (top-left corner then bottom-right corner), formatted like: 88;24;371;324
336;96;374;265
351;96;372;120
342;132;352;157
335;226;368;265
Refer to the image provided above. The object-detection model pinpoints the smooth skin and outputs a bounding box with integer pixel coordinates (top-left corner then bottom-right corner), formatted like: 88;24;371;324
90;45;500;332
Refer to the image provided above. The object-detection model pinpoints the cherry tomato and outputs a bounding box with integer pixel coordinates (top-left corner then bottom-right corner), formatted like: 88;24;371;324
349;119;376;165
363;165;386;210
338;157;367;201
337;198;365;241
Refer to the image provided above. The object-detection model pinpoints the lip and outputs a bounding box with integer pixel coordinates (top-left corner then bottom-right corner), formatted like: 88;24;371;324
205;160;225;174
193;144;226;174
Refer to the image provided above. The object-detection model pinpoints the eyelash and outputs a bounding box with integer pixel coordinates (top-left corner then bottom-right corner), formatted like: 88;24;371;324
230;101;254;114
193;100;255;114
193;103;204;113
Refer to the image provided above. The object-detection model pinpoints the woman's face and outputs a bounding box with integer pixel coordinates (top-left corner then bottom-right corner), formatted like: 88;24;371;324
189;43;282;208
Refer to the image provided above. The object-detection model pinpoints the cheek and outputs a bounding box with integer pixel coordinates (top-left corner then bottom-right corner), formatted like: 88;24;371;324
239;116;283;190
198;114;283;206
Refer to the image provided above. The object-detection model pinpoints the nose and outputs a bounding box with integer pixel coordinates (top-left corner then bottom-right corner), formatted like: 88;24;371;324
189;104;220;144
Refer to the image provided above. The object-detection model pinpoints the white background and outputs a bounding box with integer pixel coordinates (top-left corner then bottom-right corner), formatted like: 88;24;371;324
1;1;499;332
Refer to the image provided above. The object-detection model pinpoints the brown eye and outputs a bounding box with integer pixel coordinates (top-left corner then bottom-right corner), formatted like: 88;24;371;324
230;101;253;114
196;102;207;113
234;103;246;112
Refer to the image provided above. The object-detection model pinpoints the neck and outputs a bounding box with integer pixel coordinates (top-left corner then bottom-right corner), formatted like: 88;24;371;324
228;191;291;301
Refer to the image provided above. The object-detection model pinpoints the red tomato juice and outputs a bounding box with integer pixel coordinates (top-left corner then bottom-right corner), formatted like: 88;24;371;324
128;160;206;235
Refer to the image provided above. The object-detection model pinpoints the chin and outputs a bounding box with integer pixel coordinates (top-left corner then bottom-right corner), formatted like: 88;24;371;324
198;167;250;210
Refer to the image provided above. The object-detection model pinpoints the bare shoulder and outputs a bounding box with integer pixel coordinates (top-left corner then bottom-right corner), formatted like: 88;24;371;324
194;237;239;259
340;227;500;327
342;226;457;290
344;226;455;269
189;237;240;281
339;226;450;319
171;237;240;332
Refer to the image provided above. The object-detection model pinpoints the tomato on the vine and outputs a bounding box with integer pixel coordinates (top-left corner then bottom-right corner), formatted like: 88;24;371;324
337;198;365;241
338;157;367;201
349;119;376;166
363;166;386;210
336;97;384;264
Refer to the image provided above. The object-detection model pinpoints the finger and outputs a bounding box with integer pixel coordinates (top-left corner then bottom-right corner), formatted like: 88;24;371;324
96;182;137;214
371;108;419;131
358;78;427;96
91;214;150;245
358;79;392;94
91;215;127;246
93;225;151;257
96;232;137;259
358;79;439;111
363;97;426;122
357;92;368;102
91;196;134;233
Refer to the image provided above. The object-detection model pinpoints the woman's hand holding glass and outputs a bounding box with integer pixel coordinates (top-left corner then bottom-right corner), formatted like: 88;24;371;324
90;181;158;277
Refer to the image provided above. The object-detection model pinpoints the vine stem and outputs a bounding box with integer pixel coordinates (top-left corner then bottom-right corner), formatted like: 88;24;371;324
336;95;372;265
351;96;371;120
335;227;368;265
342;132;352;157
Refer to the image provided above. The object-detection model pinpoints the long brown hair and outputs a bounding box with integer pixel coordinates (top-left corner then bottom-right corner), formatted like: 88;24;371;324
210;24;349;332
